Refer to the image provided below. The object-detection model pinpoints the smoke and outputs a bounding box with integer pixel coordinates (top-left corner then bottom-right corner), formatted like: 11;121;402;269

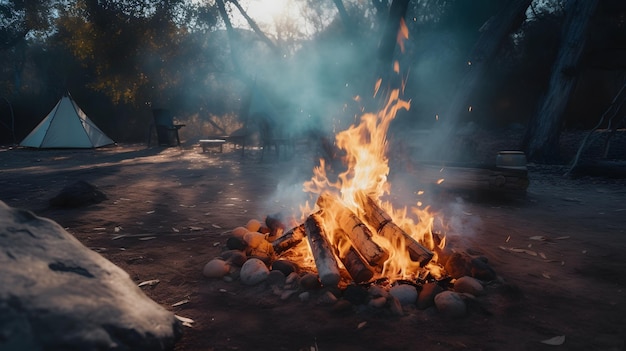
201;4;492;221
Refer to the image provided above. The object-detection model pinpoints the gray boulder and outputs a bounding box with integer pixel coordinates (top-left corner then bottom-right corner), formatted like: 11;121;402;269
0;201;182;351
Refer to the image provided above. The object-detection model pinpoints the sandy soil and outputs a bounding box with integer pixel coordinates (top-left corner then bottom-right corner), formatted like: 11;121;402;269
1;140;625;351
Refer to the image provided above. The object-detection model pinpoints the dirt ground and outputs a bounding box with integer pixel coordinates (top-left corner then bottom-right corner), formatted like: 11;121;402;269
1;138;625;351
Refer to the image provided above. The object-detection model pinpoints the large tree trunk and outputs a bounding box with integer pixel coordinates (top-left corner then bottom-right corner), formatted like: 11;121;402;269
523;0;599;162
215;0;252;85
436;0;532;160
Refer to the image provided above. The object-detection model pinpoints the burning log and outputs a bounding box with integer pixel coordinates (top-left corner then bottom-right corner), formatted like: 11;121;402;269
272;223;305;255
332;229;374;283
355;192;434;267
305;212;341;287
317;193;389;267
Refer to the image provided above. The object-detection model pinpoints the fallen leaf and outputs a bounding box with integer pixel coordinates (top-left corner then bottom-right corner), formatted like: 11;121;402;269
114;226;122;233
541;335;565;345
212;224;222;229
138;236;156;241
529;236;546;241
146;210;155;214
93;227;107;231
357;321;367;329
505;235;511;243
542;272;551;279
172;227;180;232
539;252;547;259
524;249;537;256
189;226;204;231
174;315;194;328
212;242;220;247
171;299;190;307
554;236;570;240
138;279;160;287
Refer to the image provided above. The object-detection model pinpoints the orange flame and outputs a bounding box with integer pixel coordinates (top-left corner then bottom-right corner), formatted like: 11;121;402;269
296;22;444;283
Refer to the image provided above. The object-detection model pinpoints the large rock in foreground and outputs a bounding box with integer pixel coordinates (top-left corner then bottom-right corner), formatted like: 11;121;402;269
0;201;182;350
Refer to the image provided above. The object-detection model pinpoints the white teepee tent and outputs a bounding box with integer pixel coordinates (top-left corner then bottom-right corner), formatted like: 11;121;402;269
20;94;114;148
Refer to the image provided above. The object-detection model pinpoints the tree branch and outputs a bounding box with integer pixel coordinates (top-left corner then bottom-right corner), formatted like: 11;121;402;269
227;0;280;54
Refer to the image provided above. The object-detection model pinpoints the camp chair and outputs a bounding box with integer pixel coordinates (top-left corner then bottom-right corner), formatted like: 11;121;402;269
258;115;293;160
151;108;185;146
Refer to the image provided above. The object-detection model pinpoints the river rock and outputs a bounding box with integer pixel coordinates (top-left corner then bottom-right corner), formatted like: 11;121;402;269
271;259;297;276
389;284;418;305
231;226;249;238
226;236;247;251
0;201;181;350
266;270;286;287
300;273;321;290
203;258;230;278
368;285;389;299
417;282;443;310
445;252;496;281
388;295;404;316
246;219;262;232
239;258;269;285
454;276;484;296
220;249;247;266
434;291;467;317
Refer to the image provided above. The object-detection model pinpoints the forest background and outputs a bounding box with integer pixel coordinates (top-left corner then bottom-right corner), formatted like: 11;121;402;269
1;0;625;163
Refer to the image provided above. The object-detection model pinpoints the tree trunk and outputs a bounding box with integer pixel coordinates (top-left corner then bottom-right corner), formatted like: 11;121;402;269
215;0;252;85
332;0;353;34
436;0;532;160
523;0;599;162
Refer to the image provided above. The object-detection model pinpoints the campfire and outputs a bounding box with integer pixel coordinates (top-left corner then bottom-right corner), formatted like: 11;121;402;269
203;21;496;317
264;76;444;287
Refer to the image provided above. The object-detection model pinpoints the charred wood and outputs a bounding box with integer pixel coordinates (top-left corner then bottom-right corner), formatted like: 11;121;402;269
272;223;304;254
332;229;375;283
316;193;389;267
305;213;341;287
355;192;433;266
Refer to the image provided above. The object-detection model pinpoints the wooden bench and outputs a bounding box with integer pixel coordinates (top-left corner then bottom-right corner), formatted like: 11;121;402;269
199;139;226;153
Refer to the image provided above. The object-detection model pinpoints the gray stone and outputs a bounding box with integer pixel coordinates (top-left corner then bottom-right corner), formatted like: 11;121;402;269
239;258;269;285
389;284;418;305
434;291;467;318
0;201;181;351
454;276;484;296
